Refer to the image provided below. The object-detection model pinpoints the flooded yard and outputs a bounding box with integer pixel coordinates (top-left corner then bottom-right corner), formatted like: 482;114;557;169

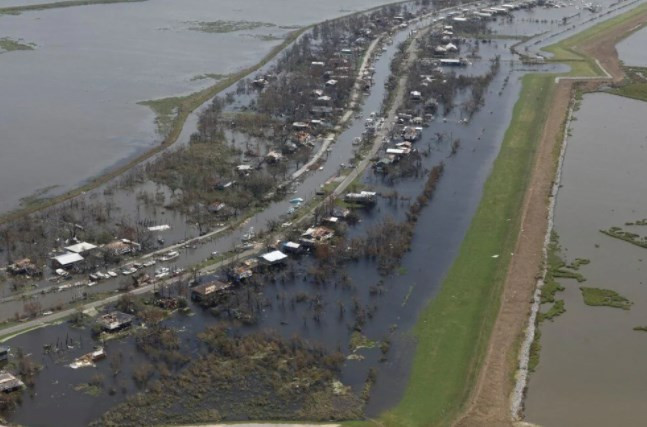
524;93;647;426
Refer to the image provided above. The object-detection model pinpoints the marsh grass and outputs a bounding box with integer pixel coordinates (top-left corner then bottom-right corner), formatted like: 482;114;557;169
188;20;276;34
580;287;632;310
0;37;35;52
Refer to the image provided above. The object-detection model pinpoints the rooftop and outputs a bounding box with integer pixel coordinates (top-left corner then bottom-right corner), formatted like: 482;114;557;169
52;252;84;266
64;242;98;254
97;311;134;331
260;250;288;264
192;280;231;297
0;372;24;392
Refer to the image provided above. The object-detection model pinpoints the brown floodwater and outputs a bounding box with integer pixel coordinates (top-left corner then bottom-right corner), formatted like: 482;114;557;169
524;93;647;426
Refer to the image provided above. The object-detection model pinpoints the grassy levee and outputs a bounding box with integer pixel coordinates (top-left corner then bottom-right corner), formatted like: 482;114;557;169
370;5;647;426
378;73;556;427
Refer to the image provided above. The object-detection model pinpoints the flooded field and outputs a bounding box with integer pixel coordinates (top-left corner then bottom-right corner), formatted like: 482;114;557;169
617;24;647;66
524;93;647;426
0;0;398;214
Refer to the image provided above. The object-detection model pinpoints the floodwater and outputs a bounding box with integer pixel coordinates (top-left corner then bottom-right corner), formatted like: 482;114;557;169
0;0;400;214
524;93;647;426
6;36;539;425
0;3;615;424
617;24;647;66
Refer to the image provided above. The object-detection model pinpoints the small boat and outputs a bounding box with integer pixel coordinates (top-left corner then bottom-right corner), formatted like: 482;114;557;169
107;271;118;278
154;267;170;279
241;227;255;242
142;260;156;267
121;267;137;275
159;251;179;262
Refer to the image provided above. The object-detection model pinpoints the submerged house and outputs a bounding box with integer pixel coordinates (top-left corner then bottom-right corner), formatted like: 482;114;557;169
259;250;288;266
0;372;24;393
344;191;377;205
105;239;140;256
282;241;303;254
191;280;231;302
97;311;134;332
0;347;9;362
300;226;335;246
7;258;39;276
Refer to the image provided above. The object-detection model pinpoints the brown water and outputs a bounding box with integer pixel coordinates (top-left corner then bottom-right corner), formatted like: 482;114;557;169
524;93;647;426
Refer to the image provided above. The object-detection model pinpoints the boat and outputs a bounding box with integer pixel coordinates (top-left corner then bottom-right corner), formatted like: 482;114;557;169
107;271;118;278
121;266;137;275
154;267;170;279
159;251;179;262
241;227;255;242
142;260;156;267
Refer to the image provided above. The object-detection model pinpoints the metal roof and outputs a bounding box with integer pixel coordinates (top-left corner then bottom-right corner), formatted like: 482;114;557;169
260;250;288;263
52;252;84;266
64;242;97;253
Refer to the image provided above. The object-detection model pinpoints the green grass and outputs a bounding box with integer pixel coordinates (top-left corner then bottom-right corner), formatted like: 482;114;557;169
538;299;565;322
611;82;647;101
580;287;632;310
0;37;35;52
376;73;556;427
